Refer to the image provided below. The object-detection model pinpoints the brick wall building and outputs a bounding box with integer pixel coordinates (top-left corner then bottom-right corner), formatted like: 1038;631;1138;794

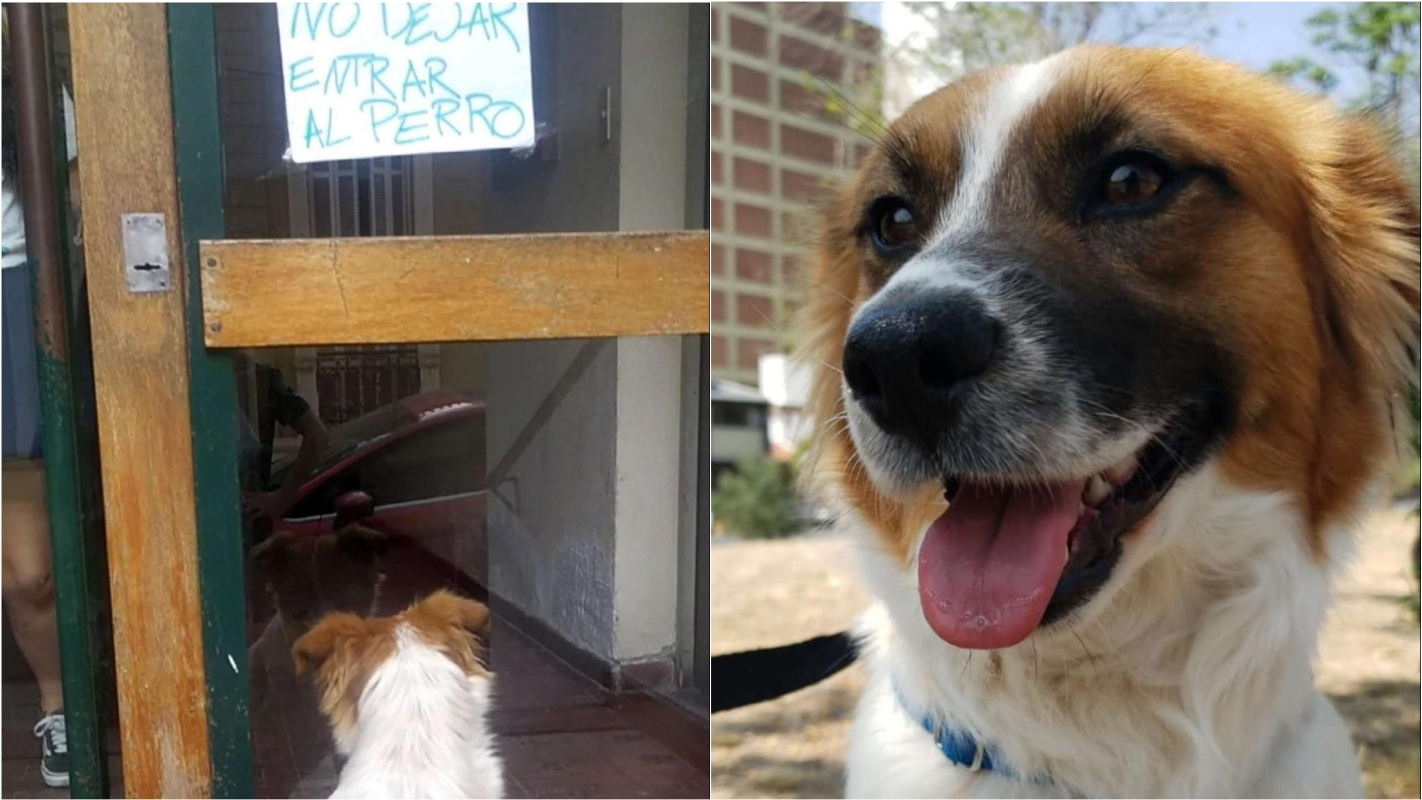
710;2;879;383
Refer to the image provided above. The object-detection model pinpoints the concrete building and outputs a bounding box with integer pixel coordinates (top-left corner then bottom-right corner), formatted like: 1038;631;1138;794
708;353;809;484
758;352;812;461
709;2;880;385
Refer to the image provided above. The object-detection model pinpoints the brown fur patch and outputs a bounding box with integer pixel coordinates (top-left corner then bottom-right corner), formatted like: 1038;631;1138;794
398;589;492;678
292;590;493;744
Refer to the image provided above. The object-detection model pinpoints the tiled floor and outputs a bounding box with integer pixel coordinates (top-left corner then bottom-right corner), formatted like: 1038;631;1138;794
493;622;709;799
4;608;708;799
1;679;122;799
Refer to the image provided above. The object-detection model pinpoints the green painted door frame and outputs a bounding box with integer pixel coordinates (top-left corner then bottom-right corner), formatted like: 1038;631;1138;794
14;4;110;796
167;5;254;797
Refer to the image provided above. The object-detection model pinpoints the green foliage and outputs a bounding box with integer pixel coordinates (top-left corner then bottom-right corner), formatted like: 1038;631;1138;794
1407;381;1421;465
1268;57;1341;92
810;3;1218;140
1268;3;1420;118
898;2;1217;75
712;456;802;539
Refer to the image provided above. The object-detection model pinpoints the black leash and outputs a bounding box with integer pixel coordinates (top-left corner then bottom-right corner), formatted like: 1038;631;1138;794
711;631;858;713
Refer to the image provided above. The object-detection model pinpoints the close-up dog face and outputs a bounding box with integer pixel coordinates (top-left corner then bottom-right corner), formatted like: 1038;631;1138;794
806;45;1418;651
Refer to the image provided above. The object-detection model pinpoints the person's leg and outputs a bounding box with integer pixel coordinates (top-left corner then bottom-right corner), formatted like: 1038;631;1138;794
2;459;68;788
3;265;67;787
2;460;63;714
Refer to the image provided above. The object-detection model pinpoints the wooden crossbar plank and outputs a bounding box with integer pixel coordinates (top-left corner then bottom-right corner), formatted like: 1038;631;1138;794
70;4;212;796
200;231;709;348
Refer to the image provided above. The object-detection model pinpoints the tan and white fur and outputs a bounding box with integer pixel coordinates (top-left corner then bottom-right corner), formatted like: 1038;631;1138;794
294;590;504;799
801;45;1419;798
846;468;1362;798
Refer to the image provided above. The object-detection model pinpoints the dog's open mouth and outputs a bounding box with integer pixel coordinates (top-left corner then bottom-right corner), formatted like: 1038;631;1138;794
917;414;1207;650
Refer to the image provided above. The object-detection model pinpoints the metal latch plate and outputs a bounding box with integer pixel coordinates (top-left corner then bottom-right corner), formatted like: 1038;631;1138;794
122;213;170;294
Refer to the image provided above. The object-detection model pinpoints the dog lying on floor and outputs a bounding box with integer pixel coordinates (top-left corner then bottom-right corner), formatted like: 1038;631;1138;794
800;45;1417;797
293;590;505;799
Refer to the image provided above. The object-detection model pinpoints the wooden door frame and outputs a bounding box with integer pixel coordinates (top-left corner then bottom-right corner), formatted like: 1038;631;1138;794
70;4;709;796
70;5;215;796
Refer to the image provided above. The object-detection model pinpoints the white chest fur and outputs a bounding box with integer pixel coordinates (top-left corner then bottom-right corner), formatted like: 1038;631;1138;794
331;626;505;800
844;464;1365;798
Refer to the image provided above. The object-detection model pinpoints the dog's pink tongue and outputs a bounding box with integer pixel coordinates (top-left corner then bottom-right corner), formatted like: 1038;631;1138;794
918;479;1084;650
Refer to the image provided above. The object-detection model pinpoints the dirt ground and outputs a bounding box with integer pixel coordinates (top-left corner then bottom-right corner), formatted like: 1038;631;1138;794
710;505;1421;799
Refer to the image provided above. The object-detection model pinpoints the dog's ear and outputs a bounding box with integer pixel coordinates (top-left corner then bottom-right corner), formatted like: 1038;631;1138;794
292;612;368;676
409;590;492;640
403;591;493;675
1295;112;1420;536
454;596;491;641
335;524;389;561
1305;113;1419;386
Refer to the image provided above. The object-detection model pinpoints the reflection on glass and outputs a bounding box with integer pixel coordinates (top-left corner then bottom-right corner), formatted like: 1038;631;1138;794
214;3;710;796
237;348;488;797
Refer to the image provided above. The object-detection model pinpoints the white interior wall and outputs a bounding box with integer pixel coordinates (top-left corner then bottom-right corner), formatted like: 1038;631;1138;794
478;4;627;662
617;3;690;231
454;3;700;674
612;339;684;660
486;340;619;658
611;4;695;663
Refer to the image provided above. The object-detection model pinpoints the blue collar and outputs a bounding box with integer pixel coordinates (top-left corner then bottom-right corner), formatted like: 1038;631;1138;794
897;687;1052;786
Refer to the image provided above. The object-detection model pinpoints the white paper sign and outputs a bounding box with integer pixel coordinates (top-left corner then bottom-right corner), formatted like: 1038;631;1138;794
276;3;535;163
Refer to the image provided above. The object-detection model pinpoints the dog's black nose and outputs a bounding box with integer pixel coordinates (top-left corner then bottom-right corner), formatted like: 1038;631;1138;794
842;294;1000;435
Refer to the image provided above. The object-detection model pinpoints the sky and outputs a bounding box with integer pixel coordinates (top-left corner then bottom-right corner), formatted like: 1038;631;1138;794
860;2;1413;112
1199;2;1336;69
1110;2;1373;100
1116;2;1417;127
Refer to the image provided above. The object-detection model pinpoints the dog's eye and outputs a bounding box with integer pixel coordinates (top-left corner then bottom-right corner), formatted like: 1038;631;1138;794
1086;151;1178;218
1105;162;1162;205
868;198;920;255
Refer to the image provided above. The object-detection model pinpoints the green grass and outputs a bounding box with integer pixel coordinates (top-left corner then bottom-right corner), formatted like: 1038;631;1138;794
1398;457;1421;498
